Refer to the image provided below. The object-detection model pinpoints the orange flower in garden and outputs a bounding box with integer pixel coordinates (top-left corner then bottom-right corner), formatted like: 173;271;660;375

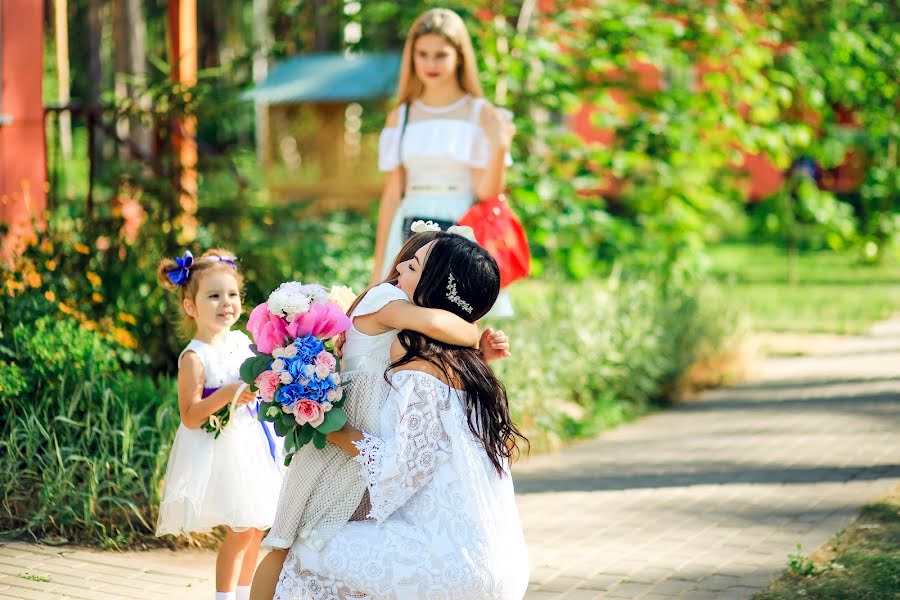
74;243;90;254
86;272;102;287
92;292;104;303
112;327;138;349
44;290;56;302
26;271;41;288
95;236;111;251
58;302;76;315
46;259;57;271
83;321;97;331
117;312;137;325
40;239;53;254
5;279;25;295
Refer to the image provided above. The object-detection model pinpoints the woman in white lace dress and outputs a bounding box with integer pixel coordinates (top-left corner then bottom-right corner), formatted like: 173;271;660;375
372;8;516;316
274;234;529;600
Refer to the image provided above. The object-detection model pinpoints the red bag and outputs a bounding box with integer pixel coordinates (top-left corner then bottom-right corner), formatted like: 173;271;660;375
458;195;531;288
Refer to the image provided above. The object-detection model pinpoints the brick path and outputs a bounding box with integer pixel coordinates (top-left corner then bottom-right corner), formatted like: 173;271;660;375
2;321;899;599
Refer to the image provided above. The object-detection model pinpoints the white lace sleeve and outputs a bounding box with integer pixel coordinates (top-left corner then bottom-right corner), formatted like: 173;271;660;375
351;371;452;523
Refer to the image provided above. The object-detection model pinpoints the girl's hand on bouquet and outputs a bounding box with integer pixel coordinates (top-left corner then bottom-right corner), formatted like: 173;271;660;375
480;328;511;362
234;383;258;405
333;332;347;358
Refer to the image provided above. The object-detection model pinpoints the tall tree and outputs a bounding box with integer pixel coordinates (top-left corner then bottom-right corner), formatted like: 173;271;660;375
114;0;150;157
53;0;72;159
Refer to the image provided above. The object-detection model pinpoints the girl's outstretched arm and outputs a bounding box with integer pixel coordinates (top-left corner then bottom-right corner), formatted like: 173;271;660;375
373;301;480;348
177;353;255;429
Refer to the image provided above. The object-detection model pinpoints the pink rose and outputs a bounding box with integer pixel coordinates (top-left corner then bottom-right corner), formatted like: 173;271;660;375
293;399;325;427
254;370;280;402
314;351;336;372
286;302;351;340
247;303;290;354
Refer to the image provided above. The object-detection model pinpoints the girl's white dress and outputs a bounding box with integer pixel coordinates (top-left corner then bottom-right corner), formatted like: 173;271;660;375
274;370;530;600
378;95;514;317
156;330;284;536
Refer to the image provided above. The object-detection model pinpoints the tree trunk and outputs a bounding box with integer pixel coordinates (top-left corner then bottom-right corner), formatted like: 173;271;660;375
53;0;72;159
253;0;271;167
86;0;104;212
313;0;338;52
115;0;150;156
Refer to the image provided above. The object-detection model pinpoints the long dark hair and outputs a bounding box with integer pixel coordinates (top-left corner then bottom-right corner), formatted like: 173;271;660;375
388;233;529;474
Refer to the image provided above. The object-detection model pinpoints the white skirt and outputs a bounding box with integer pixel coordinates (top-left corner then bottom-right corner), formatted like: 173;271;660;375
156;404;284;536
382;193;514;318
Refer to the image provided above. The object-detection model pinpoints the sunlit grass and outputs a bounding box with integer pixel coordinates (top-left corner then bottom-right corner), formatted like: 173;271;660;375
709;243;900;334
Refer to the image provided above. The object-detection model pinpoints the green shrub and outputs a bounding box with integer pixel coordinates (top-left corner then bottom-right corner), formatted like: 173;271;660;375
0;318;179;547
493;274;742;452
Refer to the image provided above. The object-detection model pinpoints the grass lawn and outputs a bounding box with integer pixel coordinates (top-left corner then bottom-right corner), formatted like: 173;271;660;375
753;486;900;600
708;243;900;334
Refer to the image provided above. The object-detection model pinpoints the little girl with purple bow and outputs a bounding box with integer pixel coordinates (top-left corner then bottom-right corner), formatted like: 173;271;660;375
156;248;284;600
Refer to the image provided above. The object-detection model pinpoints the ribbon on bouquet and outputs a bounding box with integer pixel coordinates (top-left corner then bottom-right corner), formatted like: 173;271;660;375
248;398;278;462
202;385;279;462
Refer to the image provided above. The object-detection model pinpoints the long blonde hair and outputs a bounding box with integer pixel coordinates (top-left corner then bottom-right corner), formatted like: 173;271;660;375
395;9;484;106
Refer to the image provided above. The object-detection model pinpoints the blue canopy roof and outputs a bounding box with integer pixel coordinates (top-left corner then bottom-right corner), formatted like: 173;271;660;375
243;52;401;105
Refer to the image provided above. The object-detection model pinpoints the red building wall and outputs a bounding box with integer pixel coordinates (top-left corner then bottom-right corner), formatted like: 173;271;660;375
0;0;46;249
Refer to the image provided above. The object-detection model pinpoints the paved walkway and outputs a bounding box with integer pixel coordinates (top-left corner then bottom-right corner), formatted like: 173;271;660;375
2;321;899;599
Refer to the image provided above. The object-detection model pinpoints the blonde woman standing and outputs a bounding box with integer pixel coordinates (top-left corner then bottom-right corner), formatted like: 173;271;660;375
372;8;516;316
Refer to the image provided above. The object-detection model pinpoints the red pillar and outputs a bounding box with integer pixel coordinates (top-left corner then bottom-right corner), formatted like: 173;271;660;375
0;0;46;256
167;0;198;244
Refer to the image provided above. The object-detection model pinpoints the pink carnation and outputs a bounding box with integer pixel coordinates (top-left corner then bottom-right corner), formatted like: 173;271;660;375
246;302;290;355
255;370;280;402
293;399;325;427
286;301;351;340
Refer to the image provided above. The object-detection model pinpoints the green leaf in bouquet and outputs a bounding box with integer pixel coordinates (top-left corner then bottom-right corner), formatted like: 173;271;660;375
297;424;314;447
312;430;327;449
265;405;281;419
316;407;348;435
240;355;272;385
273;413;295;437
256;401;274;422
284;427;299;455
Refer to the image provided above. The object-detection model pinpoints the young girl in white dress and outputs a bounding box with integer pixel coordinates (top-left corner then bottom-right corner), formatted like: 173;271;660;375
372;8;516;316
156;248;284;600
249;229;511;599
275;234;529;599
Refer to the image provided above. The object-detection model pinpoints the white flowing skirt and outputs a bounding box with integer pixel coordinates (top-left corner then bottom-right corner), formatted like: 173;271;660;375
156;404;284;536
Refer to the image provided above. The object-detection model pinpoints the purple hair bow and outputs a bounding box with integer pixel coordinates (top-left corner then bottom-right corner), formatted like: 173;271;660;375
167;250;194;286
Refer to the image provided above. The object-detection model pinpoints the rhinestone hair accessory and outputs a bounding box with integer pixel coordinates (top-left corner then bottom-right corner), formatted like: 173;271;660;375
445;272;473;314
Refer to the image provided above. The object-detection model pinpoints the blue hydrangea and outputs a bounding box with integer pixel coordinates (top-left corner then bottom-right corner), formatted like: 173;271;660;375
298;373;335;403
293;334;324;363
276;383;306;408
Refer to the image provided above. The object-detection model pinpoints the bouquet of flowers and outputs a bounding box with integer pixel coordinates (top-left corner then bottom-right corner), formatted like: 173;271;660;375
240;282;354;465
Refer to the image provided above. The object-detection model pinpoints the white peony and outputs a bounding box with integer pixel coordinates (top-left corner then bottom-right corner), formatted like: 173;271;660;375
267;281;313;319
